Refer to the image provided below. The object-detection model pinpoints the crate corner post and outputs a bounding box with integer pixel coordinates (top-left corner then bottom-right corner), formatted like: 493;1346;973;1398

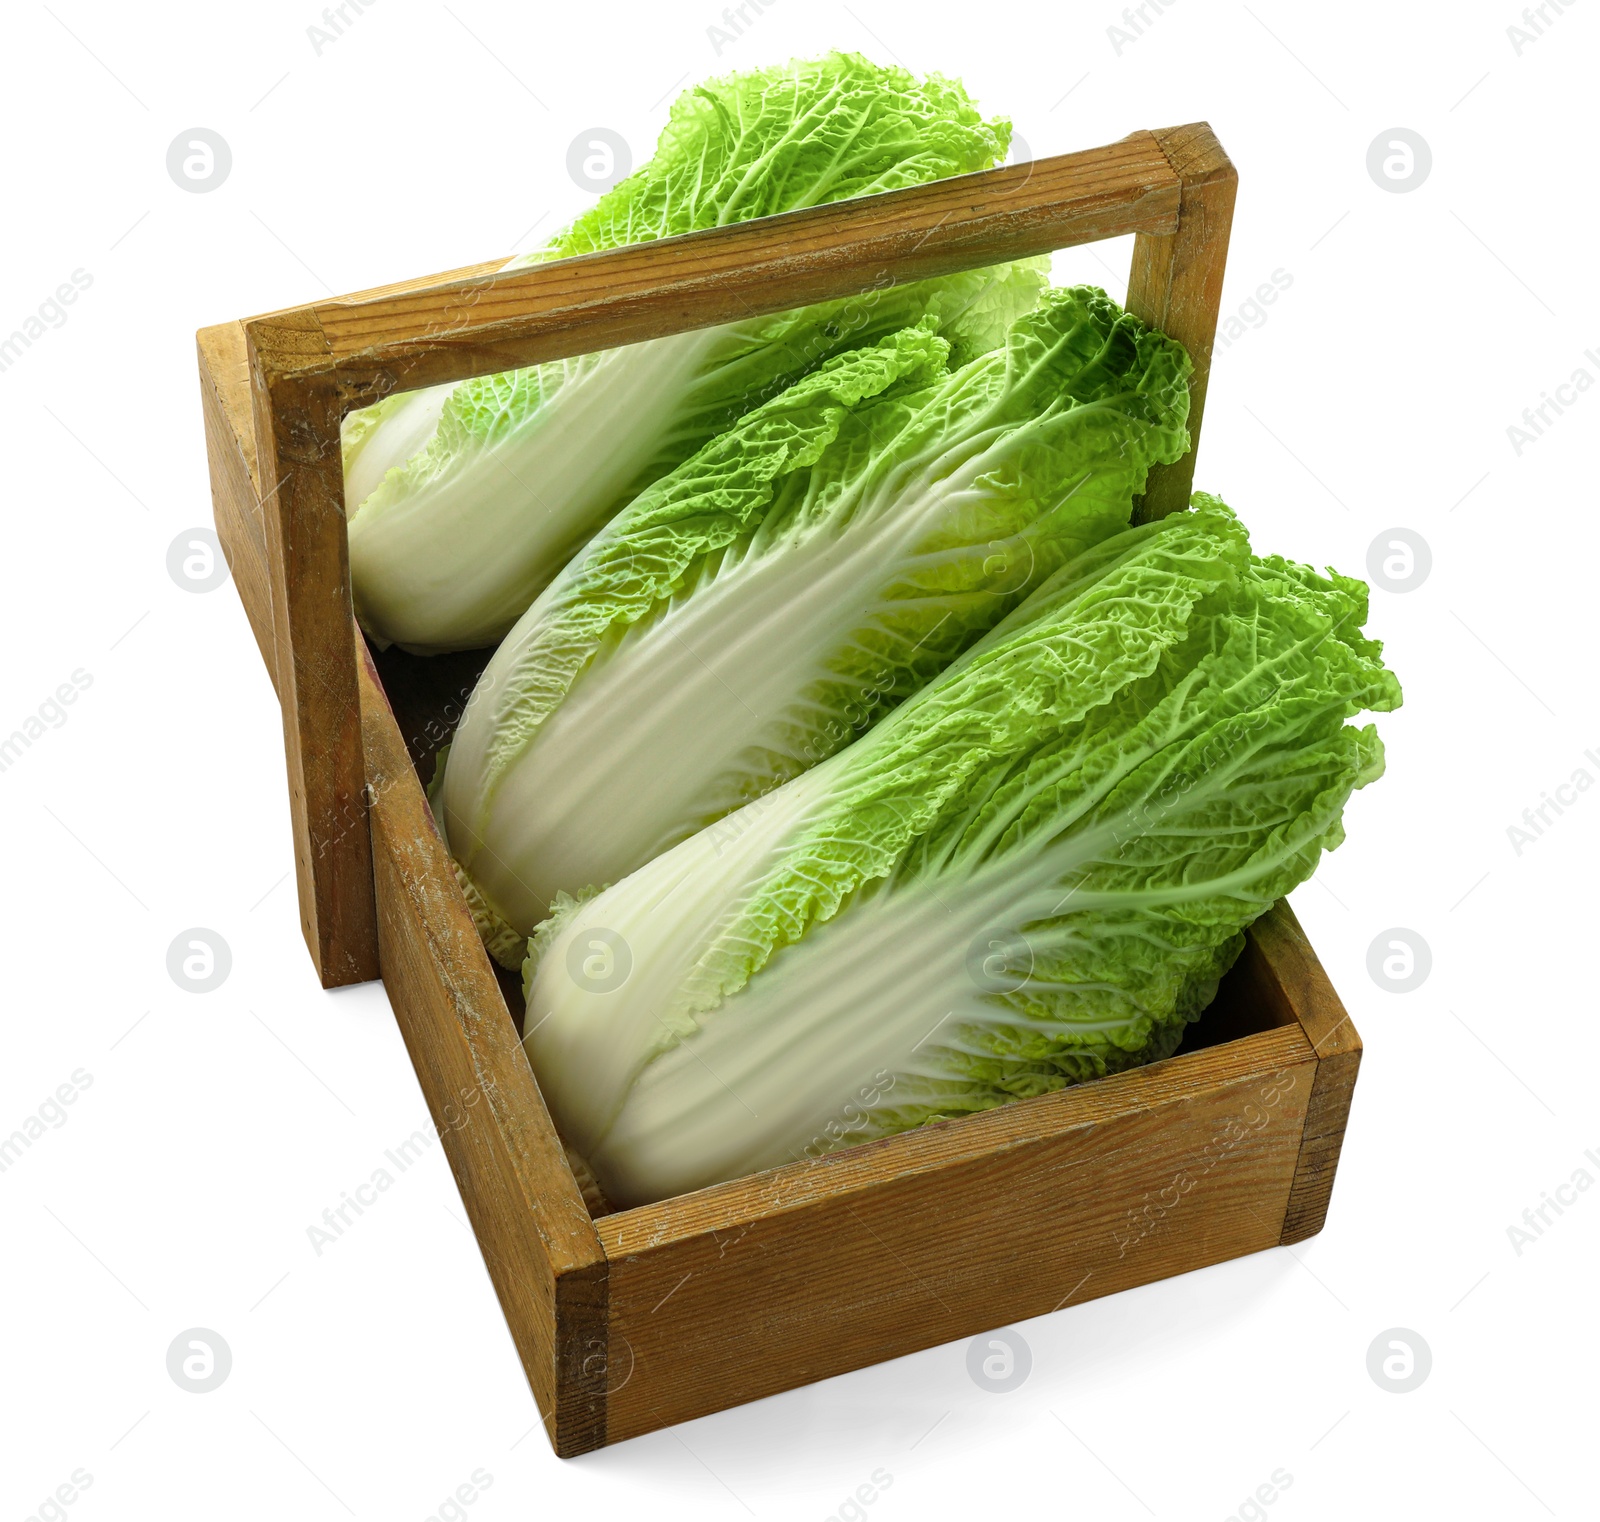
243;305;381;989
1257;903;1364;1246
1126;121;1238;522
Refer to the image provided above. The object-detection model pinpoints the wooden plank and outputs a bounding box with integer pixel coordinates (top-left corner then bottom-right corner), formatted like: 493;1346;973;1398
208;311;381;993
198;322;259;482
246;137;1182;398
1126;123;1237;521
246;315;379;988
306;255;510;314
357;641;609;1456
599;1020;1315;1444
198;323;276;691
1253;903;1364;1245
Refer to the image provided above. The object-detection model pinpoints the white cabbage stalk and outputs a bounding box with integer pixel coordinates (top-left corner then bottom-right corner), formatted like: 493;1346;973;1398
346;328;725;649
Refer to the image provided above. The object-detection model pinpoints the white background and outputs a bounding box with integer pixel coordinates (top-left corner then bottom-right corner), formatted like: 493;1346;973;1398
2;1;1596;1518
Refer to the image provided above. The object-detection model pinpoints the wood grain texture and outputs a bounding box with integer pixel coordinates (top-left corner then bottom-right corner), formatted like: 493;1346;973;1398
1125;123;1238;522
246;316;379;988
357;641;610;1456
246;137;1182;399
198;322;276;691
1252;903;1364;1245
599;1021;1315;1444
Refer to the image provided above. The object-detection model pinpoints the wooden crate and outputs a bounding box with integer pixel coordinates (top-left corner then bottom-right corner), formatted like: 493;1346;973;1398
198;124;1361;1455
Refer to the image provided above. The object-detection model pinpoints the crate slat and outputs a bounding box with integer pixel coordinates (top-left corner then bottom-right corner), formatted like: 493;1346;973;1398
598;1016;1314;1444
251;133;1182;396
358;643;609;1451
